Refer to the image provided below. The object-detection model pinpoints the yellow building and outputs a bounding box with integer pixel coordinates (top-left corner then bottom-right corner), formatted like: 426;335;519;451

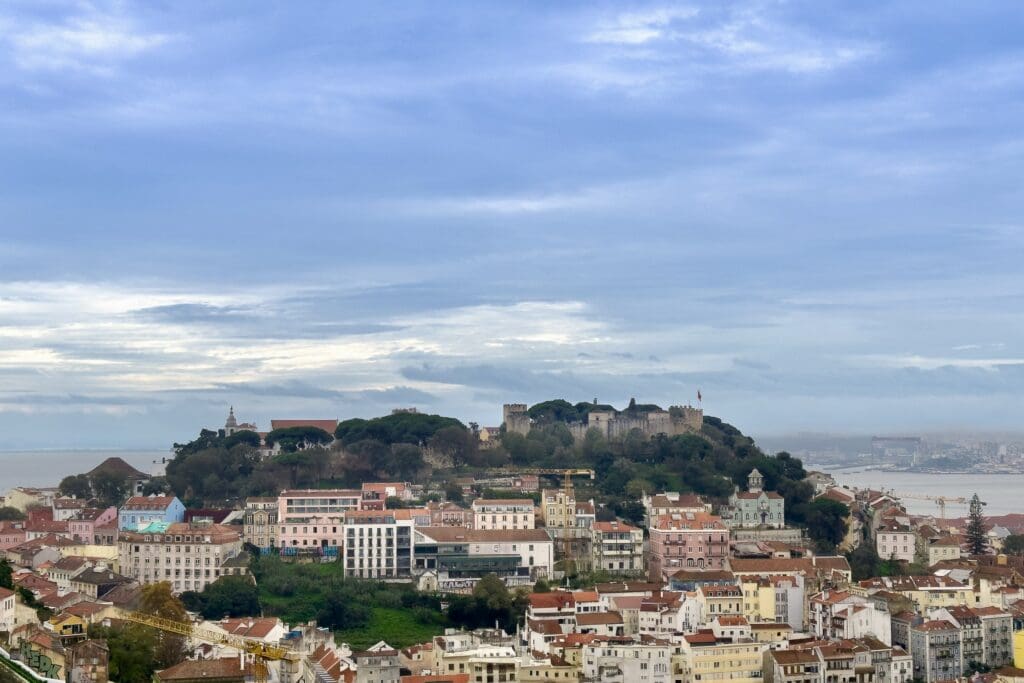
1014;630;1024;669
740;579;776;623
674;634;766;683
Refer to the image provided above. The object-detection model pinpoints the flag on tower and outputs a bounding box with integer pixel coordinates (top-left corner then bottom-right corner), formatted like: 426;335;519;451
697;389;702;402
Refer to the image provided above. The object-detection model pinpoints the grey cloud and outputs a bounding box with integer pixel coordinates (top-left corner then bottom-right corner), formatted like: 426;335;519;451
209;380;439;405
132;303;255;325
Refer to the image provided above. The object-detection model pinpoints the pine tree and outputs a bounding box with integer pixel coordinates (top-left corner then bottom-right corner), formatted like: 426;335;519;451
966;493;988;556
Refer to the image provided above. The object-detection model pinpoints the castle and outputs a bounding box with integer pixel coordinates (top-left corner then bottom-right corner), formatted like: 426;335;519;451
502;401;703;441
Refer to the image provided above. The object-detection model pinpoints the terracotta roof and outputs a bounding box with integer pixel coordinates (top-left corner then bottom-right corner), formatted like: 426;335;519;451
913;619;958;632
122;496;178;509
0;587;13;600
771;649;821;664
529;592;575;610
156;656;255;681
88;457;149;480
716;615;748;626
734;491;783;500
671;569;735;582
731;556;851;575
594;582;664;594
25;520;69;533
215;617;281;639
648;494;706;509
572;590;599;602
528;619;563;635
652;512;726;530
576;612;623;625
270;419;338;433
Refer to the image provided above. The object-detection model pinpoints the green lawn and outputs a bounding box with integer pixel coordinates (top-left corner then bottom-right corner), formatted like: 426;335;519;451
335;607;445;651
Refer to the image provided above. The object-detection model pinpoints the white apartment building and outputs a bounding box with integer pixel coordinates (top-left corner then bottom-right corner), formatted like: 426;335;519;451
343;509;415;579
582;640;672;683
118;522;247;594
471;499;536;530
876;521;915;563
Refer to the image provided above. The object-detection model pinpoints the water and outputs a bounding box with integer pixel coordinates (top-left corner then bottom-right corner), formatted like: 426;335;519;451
0;450;169;490
821;467;1024;518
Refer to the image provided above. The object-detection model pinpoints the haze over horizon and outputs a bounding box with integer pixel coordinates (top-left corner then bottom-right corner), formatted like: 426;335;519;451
3;2;1024;449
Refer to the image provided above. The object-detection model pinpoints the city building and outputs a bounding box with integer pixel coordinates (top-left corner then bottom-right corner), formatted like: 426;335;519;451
471;499;535;530
118;495;185;531
648;512;730;579
243;497;278;552
277;489;363;554
909;619;962;682
676;633;765;683
68;507;117;545
0;587;15;633
354;642;401;683
876;520;915;564
343;509;415;579
581;638;672;683
590;521;644;575
118;521;247;594
415;528;554;585
641;492;708;528
808;590;891;644
722;469;785;529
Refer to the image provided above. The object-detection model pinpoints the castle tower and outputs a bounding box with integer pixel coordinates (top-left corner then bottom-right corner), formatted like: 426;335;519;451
502;403;531;436
747;468;764;494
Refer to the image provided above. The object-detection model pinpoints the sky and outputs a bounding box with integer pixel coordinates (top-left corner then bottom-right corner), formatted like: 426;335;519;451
2;1;1024;449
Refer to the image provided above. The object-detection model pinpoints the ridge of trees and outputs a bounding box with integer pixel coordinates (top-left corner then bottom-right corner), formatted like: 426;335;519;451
334;412;466;446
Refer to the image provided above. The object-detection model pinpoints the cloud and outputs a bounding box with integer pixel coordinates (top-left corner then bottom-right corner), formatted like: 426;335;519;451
5;8;173;73
586;7;699;45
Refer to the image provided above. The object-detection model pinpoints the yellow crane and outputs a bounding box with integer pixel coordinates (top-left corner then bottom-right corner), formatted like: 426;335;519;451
889;491;968;520
118;610;302;682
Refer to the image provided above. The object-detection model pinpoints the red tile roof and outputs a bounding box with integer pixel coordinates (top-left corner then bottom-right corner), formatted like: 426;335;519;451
270;419;339;433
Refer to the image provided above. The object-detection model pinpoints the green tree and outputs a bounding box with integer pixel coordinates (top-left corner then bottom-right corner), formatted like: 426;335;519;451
443;482;464;504
800;499;849;551
58;474;93;500
1002;534;1024;556
428;425;477;467
182;575;261;619
533;579;551;593
265;426;333;453
317;591;372;630
966;493;989;555
0;559;13;589
0;506;26;521
139;583;189;669
89;623;158;682
90;470;129;507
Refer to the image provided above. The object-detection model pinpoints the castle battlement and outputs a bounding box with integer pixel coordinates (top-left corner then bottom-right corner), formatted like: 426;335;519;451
501;401;703;441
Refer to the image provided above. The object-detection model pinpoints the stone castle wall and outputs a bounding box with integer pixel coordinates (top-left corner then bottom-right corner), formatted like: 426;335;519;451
502;403;703;442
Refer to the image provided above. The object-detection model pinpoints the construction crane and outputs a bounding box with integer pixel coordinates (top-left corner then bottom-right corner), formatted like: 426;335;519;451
118;610;302;682
486;468;595;568
889;491;968;520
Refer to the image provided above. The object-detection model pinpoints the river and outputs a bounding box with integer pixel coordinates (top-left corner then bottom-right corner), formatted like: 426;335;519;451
0;450;169;490
819;467;1024;517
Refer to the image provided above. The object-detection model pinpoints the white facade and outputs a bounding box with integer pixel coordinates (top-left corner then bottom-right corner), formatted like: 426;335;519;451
471;499;535;530
582;641;672;683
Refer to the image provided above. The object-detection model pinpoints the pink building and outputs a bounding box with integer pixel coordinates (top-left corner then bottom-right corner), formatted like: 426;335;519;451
426;501;473;528
0;521;26;551
277;489;362;551
649;512;730;580
67;507;118;545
